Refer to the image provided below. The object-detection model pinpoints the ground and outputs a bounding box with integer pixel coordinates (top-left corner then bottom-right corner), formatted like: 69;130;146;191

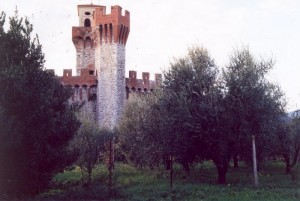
11;161;300;201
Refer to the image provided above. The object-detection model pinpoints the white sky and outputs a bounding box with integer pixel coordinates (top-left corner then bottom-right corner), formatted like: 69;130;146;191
1;0;300;111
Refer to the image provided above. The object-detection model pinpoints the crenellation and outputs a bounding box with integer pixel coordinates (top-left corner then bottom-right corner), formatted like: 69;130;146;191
63;69;72;77
125;71;160;92
155;73;163;86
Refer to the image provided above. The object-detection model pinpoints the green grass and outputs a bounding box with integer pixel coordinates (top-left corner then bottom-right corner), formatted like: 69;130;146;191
33;161;299;201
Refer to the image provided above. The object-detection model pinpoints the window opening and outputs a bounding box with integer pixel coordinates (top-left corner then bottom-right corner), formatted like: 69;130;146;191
84;18;91;27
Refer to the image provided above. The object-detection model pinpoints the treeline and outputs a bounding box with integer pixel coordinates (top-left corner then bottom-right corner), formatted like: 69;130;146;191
117;46;299;185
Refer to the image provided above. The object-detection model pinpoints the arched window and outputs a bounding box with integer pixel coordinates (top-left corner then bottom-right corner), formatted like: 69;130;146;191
84;18;91;27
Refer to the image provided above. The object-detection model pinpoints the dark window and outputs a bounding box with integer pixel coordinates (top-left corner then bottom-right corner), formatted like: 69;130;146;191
89;70;94;75
84;18;91;27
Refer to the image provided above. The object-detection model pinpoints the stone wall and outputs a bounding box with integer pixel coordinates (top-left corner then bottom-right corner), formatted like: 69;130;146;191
96;42;126;129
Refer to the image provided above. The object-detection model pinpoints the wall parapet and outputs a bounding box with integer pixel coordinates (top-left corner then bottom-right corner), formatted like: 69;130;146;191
59;69;97;87
53;69;162;91
53;69;162;101
125;70;162;92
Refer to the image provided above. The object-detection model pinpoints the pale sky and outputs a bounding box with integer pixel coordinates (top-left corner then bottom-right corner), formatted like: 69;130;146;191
1;0;300;111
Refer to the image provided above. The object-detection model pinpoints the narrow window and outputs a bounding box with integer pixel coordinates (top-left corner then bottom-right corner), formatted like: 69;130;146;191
104;24;108;43
109;23;113;43
84;18;91;27
119;25;123;43
99;25;103;43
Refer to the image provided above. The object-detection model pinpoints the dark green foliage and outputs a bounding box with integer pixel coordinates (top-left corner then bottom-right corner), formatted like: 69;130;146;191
0;11;80;195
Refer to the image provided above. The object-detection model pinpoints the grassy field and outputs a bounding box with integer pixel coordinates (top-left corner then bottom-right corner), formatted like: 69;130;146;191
34;161;299;201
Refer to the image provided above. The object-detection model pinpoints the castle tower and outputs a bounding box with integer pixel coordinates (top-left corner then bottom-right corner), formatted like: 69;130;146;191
72;4;130;129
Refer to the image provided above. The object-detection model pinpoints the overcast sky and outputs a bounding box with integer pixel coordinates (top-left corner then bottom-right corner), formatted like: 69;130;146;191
1;0;300;111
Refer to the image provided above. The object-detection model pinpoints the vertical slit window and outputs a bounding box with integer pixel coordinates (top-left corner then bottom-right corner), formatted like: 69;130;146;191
119;25;123;44
121;26;126;44
109;23;113;43
99;25;103;43
104;24;108;43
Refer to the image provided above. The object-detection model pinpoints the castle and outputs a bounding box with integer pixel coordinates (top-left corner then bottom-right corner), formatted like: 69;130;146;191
54;4;161;129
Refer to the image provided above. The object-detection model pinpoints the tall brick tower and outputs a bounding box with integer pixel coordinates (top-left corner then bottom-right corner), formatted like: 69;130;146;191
72;4;130;129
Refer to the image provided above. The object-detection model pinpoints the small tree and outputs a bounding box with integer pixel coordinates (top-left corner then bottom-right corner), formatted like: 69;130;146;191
118;92;167;169
70;111;113;186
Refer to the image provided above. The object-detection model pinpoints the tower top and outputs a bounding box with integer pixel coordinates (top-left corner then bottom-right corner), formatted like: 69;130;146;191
75;4;130;45
76;4;130;26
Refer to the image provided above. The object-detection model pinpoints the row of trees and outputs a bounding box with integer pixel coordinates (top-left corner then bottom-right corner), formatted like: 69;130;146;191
118;46;292;184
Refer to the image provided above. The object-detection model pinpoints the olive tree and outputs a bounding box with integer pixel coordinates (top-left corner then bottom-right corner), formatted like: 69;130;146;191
223;48;285;168
162;46;232;183
118;92;168;169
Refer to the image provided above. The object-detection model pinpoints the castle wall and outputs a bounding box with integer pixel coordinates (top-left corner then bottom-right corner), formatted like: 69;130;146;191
58;69;161;123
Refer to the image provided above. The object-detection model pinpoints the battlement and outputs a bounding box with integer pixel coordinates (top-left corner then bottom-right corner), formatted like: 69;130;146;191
93;5;130;25
125;71;162;92
60;69;97;87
